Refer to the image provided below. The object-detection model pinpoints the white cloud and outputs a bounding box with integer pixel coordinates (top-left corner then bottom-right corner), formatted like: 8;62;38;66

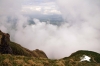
21;1;61;15
21;5;61;15
0;0;23;16
21;5;41;13
43;7;61;15
0;0;100;59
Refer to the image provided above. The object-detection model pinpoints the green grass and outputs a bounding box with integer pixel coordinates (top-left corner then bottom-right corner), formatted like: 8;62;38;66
68;50;100;63
0;51;100;66
9;41;33;57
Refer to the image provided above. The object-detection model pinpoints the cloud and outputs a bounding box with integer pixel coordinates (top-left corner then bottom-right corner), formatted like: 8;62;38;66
56;0;100;27
0;0;60;16
25;0;55;4
0;0;24;16
21;2;61;15
0;0;100;59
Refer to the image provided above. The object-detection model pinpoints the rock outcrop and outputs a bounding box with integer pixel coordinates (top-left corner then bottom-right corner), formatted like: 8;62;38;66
0;30;48;58
0;31;13;54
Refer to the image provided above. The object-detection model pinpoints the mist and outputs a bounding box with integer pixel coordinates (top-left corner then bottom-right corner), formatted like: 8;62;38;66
0;0;100;59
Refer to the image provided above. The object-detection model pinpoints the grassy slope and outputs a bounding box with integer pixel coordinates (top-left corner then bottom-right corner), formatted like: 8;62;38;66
0;31;48;58
0;31;34;57
9;41;48;58
0;50;100;66
68;50;100;62
9;41;33;57
62;50;100;66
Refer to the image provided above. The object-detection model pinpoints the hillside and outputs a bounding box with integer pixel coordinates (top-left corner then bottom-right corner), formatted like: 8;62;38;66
62;50;100;66
0;30;100;66
0;30;48;58
0;50;100;66
68;50;100;63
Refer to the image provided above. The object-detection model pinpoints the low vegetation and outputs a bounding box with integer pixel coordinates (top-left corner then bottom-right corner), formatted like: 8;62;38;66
0;30;100;66
0;50;100;66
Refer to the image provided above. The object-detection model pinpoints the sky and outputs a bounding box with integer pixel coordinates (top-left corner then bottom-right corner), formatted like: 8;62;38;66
22;0;61;15
0;0;100;59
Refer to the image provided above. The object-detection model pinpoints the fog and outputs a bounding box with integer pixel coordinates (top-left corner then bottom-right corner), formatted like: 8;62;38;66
0;0;100;59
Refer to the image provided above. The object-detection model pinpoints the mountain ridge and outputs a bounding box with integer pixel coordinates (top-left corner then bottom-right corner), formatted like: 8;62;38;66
0;30;100;66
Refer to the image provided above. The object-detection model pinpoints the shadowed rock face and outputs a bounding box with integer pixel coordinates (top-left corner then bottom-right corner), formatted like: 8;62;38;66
0;33;13;54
